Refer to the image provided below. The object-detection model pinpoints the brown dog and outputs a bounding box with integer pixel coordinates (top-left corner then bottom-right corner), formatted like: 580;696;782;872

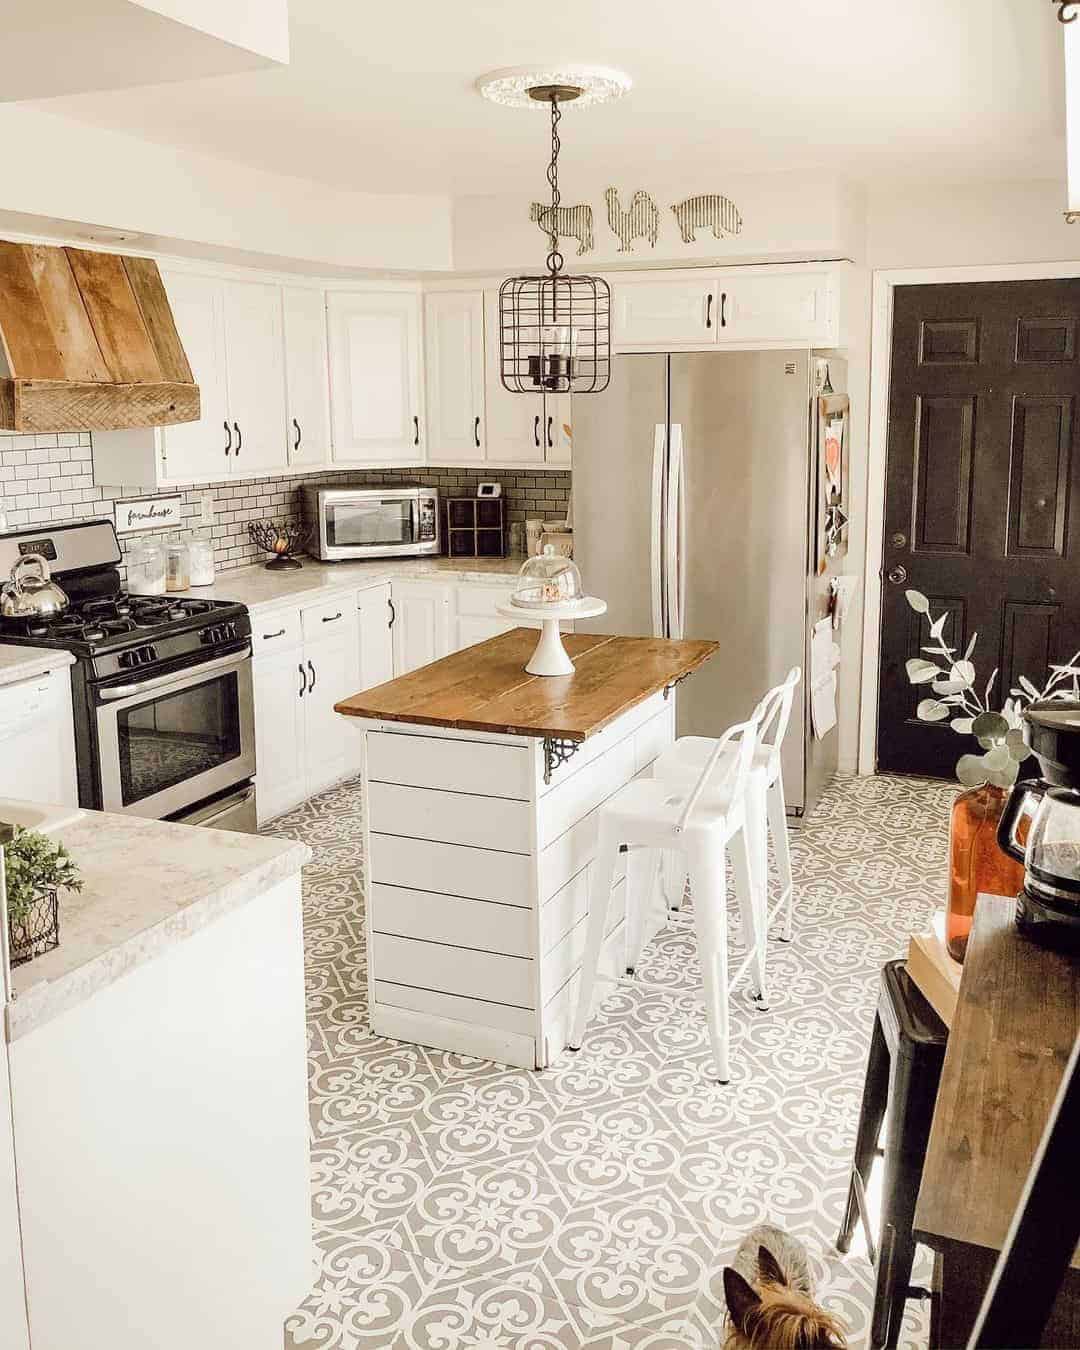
722;1224;848;1350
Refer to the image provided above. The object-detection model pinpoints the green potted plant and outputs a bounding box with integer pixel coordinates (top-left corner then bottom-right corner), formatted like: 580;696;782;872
2;827;82;968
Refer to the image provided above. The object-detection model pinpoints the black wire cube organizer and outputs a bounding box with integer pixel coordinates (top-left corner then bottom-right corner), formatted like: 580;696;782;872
8;888;59;968
498;272;611;394
446;496;506;558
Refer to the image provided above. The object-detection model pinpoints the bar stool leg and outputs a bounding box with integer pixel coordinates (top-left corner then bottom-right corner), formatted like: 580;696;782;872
624;848;662;976
568;826;621;1051
837;1010;890;1254
688;833;731;1084
729;820;768;1009
767;774;794;942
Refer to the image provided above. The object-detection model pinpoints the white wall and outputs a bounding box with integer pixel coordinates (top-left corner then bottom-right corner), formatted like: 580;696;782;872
0;105;453;273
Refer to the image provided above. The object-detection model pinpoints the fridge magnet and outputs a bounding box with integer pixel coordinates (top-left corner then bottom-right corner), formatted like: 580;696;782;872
604;188;660;252
816;392;850;572
528;202;594;254
671;193;743;243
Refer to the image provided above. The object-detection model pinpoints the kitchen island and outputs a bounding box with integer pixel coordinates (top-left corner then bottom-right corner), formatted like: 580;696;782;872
336;628;718;1069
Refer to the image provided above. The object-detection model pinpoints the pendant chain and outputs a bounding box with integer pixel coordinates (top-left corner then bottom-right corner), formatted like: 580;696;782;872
545;96;564;276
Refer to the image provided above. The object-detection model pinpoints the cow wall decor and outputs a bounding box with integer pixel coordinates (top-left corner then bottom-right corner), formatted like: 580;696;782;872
529;202;594;256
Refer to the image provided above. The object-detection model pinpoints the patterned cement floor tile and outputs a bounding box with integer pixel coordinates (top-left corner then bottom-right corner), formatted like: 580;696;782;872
274;770;950;1348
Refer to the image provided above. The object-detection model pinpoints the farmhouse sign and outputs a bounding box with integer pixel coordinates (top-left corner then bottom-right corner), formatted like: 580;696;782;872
114;493;183;535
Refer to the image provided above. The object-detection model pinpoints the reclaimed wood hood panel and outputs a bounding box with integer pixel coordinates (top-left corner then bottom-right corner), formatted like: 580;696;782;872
0;241;200;433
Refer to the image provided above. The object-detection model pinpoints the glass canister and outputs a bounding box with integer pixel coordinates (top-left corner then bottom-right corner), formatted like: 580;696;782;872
165;538;191;592
126;538;167;596
188;534;216;587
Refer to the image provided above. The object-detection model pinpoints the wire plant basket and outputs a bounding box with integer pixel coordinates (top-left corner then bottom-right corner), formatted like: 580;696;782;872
8;888;59;968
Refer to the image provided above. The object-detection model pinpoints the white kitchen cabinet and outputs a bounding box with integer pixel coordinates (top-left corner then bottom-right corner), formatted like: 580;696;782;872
252;633;307;825
0;666;78;807
717;270;836;345
282;285;331;467
302;600;360;795
392;580;452;675
425;291;486;462
222;279;288;474
482;290;570;466
357;583;395;691
613;273;719;347
327;289;424;463
0;1030;29;1350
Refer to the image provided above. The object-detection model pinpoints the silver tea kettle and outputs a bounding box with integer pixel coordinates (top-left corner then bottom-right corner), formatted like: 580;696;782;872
0;553;69;620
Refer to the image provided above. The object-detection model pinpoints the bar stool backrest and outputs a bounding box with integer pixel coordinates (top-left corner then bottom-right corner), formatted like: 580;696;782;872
674;713;760;834
754;666;802;755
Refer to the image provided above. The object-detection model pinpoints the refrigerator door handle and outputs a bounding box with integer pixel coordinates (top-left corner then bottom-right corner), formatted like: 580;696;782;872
666;424;686;639
651;424;667;637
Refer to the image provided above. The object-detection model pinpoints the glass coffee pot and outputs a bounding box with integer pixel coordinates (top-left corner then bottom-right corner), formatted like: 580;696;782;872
999;781;1080;948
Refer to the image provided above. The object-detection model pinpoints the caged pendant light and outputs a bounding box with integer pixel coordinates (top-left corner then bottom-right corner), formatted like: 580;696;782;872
477;66;629;396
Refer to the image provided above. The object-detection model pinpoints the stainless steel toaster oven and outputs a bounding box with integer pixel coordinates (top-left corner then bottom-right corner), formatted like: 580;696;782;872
303;485;440;561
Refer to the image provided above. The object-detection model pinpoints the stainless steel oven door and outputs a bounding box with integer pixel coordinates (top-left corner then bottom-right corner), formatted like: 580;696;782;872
94;647;256;819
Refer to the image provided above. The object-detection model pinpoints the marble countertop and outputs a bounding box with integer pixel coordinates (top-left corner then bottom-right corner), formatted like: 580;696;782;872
5;811;311;1041
0;645;74;688
179;555;525;613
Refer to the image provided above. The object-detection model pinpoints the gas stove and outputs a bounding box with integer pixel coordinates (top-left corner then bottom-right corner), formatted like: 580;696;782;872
0;519;256;830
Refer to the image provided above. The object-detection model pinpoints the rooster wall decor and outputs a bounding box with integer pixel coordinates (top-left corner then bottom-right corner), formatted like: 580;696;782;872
604;187;660;253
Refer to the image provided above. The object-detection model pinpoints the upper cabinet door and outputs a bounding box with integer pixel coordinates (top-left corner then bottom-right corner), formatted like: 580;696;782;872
544;391;572;466
222;280;288;474
159;270;230;481
425;291;486;462
482;289;546;463
327;290;423;462
613;275;720;348
715;271;836;346
282;286;331;467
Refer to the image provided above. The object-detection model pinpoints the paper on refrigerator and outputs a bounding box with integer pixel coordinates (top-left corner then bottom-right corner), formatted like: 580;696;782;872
810;616;841;739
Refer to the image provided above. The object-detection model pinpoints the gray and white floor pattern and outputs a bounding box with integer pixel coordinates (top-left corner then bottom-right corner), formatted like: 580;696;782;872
274;771;956;1349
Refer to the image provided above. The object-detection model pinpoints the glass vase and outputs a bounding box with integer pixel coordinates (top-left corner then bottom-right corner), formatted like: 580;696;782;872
947;782;1025;962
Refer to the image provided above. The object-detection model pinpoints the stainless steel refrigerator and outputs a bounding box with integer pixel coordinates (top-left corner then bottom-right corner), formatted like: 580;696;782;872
571;350;845;817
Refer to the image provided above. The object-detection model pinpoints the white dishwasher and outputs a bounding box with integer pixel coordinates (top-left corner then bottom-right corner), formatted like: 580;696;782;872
0;668;78;807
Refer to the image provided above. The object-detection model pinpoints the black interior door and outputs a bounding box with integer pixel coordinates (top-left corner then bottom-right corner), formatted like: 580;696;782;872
877;279;1080;778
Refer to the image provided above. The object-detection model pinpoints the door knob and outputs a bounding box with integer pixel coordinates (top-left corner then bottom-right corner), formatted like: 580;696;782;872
887;565;908;585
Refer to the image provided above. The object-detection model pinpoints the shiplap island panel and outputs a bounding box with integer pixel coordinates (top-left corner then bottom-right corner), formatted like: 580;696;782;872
336;628;719;1068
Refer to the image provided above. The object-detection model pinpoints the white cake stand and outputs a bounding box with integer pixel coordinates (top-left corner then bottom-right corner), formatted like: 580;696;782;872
496;597;607;676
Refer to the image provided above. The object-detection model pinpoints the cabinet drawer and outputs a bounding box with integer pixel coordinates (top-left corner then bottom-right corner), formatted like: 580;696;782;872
371;883;532;957
373;932;533;1008
367;730;532;799
370;833;533;906
251;607;302;651
369;781;531;852
301;595;357;637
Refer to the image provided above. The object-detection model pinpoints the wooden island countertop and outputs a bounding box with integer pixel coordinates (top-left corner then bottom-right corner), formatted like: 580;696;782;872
335;628;719;741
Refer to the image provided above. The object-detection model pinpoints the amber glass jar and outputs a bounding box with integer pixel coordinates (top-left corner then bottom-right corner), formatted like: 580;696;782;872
947;782;1026;961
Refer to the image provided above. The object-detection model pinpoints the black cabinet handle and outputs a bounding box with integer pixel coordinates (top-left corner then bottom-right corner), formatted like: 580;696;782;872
292;418;301;452
413;415;420;446
298;662;307;697
322;612;342;624
387;597;396;629
224;421;232;456
546;415;553;449
307;660;316;692
533;414;540;448
474;415;481;449
705;293;713;329
720;292;727;328
263;628;286;640
233;421;242;455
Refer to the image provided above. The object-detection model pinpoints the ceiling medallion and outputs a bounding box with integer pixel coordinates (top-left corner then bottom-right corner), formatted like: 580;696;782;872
476;64;632;109
1058;2;1079;21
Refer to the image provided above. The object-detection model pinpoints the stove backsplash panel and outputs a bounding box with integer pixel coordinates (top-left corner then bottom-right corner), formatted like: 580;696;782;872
0;432;570;580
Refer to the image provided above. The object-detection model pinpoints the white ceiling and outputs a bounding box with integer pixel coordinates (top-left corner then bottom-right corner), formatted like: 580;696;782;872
32;0;1066;198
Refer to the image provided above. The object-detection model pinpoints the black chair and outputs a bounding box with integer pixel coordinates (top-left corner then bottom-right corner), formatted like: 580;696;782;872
837;959;949;1349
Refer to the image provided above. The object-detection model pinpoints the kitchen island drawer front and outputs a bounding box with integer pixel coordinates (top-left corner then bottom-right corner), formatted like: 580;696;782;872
373;933;534;1008
252;606;302;651
373;981;535;1038
370;833;533;906
371;883;532;957
301;596;357;638
367;730;531;799
369;781;531;852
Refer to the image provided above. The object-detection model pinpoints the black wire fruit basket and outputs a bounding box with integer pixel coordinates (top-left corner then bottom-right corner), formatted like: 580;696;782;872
247;518;311;570
9;888;59;968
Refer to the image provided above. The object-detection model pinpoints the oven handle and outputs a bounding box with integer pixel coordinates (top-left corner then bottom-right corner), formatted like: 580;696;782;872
97;645;252;701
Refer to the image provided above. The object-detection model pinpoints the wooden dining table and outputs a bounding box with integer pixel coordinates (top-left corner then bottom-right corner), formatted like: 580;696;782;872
914;893;1080;1347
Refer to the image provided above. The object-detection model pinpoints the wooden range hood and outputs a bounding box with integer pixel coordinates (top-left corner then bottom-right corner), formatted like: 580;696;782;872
0;240;199;433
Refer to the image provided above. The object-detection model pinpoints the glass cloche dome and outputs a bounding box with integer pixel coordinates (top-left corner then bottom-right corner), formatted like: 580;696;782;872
511;546;586;609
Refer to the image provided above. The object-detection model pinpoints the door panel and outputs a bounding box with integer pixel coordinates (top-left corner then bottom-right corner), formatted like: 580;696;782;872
160;271;229;481
253;647;306;824
357;584;395;691
223;280;287;473
877;279;1080;777
327;291;422;462
426;291;485;462
283;286;331;466
483;290;545;462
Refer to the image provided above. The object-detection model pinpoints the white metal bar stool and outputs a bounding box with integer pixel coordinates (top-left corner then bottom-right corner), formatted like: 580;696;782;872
653;667;801;942
568;715;768;1084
